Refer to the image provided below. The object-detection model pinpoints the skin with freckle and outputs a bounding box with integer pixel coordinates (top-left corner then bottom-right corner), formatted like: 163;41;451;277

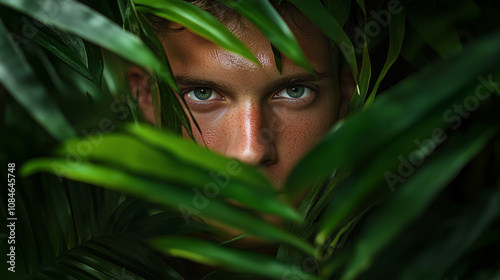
162;15;341;189
129;6;354;252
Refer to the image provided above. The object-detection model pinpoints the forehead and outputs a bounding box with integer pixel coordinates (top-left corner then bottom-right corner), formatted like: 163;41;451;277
160;10;332;81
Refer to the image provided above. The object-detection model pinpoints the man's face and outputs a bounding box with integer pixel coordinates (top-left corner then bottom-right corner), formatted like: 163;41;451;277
155;12;342;188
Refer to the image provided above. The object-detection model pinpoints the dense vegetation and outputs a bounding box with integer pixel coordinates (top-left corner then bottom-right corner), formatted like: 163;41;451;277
1;0;499;279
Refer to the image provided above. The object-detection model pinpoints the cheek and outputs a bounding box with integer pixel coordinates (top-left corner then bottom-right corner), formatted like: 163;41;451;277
182;109;228;154
277;111;333;161
275;95;337;163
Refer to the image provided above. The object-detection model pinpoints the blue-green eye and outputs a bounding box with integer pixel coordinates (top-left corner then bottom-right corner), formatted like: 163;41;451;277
185;88;218;101
276;86;312;99
286;86;305;98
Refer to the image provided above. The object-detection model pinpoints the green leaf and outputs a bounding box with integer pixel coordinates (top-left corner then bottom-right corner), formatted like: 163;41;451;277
314;77;492;246
287;0;359;81
285;29;500;195
217;0;314;73
10;173;184;279
29;26;94;82
339;124;497;280
0;19;75;140
134;0;259;66
126;125;274;191
21;159;314;255
0;0;180;92
364;7;407;108
56;132;301;222
152;237;318;280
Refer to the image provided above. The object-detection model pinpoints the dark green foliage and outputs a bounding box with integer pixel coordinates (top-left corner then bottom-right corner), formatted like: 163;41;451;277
1;0;499;279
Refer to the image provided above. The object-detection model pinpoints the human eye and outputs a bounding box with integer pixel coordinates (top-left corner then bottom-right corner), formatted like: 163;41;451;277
274;85;313;99
184;87;221;101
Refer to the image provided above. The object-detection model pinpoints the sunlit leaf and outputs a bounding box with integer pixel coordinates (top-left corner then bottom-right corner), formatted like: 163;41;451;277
134;0;259;66
21;158;314;255
152;237;318;280
217;0;314;73
56;131;301;222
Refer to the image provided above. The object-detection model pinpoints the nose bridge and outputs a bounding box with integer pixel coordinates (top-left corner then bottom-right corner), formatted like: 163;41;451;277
242;101;263;145
225;100;277;166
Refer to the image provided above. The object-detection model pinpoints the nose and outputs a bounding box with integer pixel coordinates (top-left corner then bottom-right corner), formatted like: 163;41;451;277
224;102;278;167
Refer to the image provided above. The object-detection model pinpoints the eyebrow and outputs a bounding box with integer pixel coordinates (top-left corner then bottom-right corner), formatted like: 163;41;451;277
174;71;333;92
274;71;333;87
175;76;231;92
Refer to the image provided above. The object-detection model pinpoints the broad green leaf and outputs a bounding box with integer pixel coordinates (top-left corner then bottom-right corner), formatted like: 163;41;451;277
21;159;314;255
152;237;318;280
0;0;180;92
134;0;259;66
126;125;274;191
0;19;75;140
364;7;407;108
57;132;301;222
130;211;211;238
12;174;183;280
80;235;183;280
314;78;490;246
288;0;359;81
285;29;500;195
217;0;314;73
339;125;497;280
